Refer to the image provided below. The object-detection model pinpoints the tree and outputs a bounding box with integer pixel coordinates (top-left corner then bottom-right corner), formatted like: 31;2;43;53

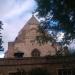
16;68;26;75
35;0;75;45
0;21;4;51
29;68;50;75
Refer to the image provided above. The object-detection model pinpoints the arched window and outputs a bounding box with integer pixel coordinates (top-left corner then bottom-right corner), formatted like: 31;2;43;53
31;49;40;57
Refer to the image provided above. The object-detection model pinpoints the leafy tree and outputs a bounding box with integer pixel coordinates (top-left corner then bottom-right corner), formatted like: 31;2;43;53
35;0;75;45
0;21;4;51
16;68;26;75
29;68;50;75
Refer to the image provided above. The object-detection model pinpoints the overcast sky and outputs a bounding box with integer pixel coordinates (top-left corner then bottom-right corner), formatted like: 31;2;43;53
0;0;37;57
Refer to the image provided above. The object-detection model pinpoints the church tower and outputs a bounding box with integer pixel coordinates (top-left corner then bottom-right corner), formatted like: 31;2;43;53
5;15;57;58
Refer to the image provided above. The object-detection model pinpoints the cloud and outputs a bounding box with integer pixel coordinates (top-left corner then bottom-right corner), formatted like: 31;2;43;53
0;0;37;19
0;53;4;58
69;40;75;52
6;1;36;19
0;0;37;55
0;0;15;18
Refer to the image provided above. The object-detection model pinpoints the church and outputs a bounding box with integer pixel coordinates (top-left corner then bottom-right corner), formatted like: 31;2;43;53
0;15;74;75
5;15;59;58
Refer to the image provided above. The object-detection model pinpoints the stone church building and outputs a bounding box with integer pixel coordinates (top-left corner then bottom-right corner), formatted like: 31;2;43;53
5;15;58;58
0;15;74;75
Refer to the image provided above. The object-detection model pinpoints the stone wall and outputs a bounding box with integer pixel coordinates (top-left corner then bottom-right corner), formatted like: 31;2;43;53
0;56;75;75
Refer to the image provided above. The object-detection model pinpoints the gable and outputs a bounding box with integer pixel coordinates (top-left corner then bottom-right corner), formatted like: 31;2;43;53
14;15;39;42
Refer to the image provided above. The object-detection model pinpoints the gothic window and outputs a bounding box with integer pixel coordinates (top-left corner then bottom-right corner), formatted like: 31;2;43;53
31;49;40;57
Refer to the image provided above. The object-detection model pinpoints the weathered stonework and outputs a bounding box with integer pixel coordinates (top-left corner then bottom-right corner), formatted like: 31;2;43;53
0;57;75;75
0;15;75;75
5;15;58;58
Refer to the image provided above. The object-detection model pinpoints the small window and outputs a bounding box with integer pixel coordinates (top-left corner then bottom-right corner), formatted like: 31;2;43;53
31;49;40;57
14;51;24;58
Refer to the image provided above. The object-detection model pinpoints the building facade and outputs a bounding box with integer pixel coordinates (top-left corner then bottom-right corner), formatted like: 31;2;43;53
5;15;58;58
1;15;73;75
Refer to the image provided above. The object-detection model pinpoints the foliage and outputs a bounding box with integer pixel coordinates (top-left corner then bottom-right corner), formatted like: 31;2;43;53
0;21;4;51
16;68;26;75
35;0;75;45
36;25;55;45
69;51;75;56
29;68;50;75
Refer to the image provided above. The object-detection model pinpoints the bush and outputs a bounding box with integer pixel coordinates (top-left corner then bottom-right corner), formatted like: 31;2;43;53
29;68;50;75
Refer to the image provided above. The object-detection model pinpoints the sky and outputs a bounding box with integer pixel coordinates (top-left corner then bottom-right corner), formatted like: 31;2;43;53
0;0;75;58
0;0;37;57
